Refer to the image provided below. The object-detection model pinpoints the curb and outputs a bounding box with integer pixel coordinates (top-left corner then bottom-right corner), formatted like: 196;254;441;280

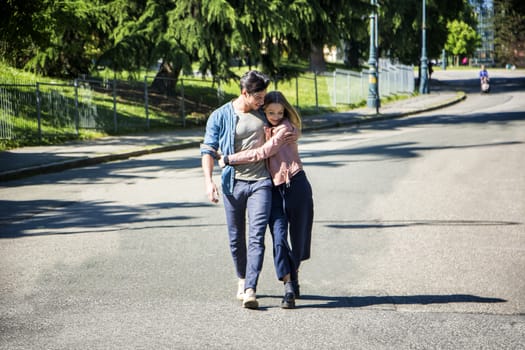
0;141;201;182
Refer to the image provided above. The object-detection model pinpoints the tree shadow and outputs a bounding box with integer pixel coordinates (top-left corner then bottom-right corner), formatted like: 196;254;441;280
431;76;525;94
0;198;218;238
300;140;522;168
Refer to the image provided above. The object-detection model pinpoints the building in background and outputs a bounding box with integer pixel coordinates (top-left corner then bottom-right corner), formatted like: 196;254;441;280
471;0;495;66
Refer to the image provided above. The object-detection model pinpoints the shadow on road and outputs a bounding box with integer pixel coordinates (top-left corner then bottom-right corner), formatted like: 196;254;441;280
0;198;215;238
431;75;525;94
290;293;507;309
301;140;523;167
321;219;522;229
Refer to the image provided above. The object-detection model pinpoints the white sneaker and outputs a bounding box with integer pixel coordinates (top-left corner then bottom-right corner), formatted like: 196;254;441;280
236;279;245;300
242;288;259;309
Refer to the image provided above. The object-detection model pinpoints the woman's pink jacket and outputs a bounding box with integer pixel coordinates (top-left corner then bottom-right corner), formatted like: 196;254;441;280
227;119;303;186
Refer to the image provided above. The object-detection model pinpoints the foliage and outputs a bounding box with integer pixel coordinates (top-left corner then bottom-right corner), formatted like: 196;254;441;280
445;19;481;65
378;0;475;65
1;0;482;83
279;0;370;73
493;0;525;66
0;0;47;68
6;0;112;77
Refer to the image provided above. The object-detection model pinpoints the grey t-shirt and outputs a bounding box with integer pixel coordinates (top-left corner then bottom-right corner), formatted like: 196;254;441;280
233;110;270;181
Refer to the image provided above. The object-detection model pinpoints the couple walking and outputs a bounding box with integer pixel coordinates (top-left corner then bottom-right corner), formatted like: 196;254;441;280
200;70;314;309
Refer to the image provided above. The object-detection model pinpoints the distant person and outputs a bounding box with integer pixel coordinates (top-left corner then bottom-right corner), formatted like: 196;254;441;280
219;91;314;309
200;70;272;309
479;65;490;93
479;64;489;81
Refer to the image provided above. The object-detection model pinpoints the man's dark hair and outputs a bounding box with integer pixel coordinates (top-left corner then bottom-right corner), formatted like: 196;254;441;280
240;70;270;94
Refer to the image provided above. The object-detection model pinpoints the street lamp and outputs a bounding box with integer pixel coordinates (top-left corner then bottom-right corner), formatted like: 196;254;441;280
367;0;380;111
419;0;429;94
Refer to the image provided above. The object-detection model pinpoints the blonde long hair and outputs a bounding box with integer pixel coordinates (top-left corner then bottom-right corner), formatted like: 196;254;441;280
263;91;302;131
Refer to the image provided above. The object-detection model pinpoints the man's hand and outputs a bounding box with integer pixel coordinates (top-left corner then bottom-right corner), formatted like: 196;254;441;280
284;130;298;144
202;153;219;203
206;180;220;203
218;156;226;168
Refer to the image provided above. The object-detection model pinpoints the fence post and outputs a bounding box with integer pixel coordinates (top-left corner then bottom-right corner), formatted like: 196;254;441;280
112;79;117;133
295;77;299;109
144;75;150;129
347;72;351;104
333;71;337;106
74;79;79;135
36;82;42;143
314;71;319;111
180;79;186;128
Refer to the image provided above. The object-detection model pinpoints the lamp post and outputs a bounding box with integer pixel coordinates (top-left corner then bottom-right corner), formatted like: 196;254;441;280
367;0;380;111
419;0;429;94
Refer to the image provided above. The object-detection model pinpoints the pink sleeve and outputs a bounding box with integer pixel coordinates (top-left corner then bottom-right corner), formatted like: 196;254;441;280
228;123;292;165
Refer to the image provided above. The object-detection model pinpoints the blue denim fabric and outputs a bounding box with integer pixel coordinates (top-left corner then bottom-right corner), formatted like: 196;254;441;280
223;178;272;292
269;171;313;280
200;102;236;195
268;185;295;281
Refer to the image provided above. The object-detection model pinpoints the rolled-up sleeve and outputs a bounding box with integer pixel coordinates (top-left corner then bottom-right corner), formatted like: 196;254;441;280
200;113;220;159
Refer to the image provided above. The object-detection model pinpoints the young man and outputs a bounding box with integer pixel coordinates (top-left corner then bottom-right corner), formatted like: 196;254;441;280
200;70;272;309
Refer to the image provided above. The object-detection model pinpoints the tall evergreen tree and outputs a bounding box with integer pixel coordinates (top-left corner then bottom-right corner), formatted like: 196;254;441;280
0;0;47;68
493;0;525;66
10;0;112;77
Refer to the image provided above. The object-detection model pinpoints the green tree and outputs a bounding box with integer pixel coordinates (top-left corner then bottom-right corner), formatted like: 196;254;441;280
97;0;187;90
98;0;371;86
4;0;112;77
378;0;475;65
1;0;481;82
493;0;525;66
445;19;481;65
280;0;369;72
0;0;47;68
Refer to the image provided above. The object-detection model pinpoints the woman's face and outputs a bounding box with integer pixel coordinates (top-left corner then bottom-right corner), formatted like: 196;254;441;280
264;102;285;126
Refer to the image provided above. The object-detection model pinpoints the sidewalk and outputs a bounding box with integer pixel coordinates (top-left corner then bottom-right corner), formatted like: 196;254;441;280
0;92;465;182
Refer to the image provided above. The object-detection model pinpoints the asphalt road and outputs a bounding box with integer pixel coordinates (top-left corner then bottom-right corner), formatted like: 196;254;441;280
1;70;524;349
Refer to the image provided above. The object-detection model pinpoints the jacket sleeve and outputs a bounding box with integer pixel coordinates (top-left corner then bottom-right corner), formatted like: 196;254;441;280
227;123;294;165
200;111;220;159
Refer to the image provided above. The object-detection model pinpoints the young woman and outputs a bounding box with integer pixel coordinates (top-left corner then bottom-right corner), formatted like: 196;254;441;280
220;91;314;309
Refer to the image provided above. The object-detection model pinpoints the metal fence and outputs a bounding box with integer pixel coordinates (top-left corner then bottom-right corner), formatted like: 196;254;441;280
326;63;415;105
0;64;415;142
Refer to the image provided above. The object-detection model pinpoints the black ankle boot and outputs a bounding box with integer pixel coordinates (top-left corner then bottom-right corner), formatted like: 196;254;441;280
281;281;296;309
281;292;295;309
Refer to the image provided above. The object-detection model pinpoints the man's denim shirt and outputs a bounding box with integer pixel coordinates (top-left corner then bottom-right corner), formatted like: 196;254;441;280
200;102;237;195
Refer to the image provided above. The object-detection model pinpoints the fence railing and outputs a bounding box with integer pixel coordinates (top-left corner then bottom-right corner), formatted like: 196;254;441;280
1;65;415;142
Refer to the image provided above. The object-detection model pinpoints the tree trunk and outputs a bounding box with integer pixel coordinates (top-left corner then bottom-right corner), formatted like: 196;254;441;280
346;39;361;69
151;60;181;95
309;44;326;73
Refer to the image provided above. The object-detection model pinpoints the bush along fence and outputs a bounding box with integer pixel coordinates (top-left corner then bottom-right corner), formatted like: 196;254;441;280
0;63;414;143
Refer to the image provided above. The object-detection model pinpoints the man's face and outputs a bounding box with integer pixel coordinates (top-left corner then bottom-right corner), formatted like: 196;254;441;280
245;90;266;110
